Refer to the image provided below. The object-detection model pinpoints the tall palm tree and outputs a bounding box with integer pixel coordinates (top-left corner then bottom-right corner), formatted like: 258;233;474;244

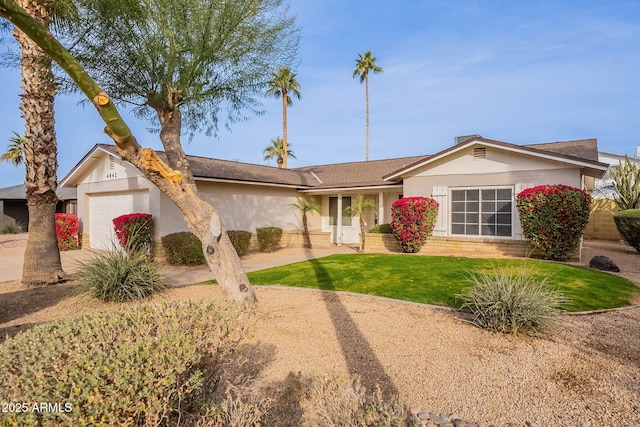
353;51;383;161
289;197;320;248
263;137;296;168
0;132;26;166
343;194;376;252
265;66;301;169
13;0;77;285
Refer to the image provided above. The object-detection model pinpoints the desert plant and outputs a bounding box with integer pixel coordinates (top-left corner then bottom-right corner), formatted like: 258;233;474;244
610;155;640;211
227;230;252;257
368;223;392;234
256;227;282;253
75;248;165;302
112;213;153;255
516;185;591;260
390;197;439;253
161;232;206;265
301;373;419;426
613;209;640;252
0;300;255;426
55;213;80;250
457;267;568;335
289;197;321;248
0;221;23;234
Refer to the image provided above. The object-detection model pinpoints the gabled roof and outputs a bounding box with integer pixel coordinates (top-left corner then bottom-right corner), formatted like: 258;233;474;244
0;184;76;200
383;136;609;181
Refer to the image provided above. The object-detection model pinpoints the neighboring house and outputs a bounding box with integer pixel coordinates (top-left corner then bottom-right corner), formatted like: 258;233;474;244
60;135;608;256
0;184;77;231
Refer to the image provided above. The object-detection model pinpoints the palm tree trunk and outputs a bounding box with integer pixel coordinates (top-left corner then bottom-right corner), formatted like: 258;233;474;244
15;0;66;285
365;71;369;161
282;90;288;168
302;213;310;248
359;215;366;252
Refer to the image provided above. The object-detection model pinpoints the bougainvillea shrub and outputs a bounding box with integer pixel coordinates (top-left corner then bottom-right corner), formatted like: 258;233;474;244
516;185;591;260
55;213;79;251
390;197;439;253
112;213;153;254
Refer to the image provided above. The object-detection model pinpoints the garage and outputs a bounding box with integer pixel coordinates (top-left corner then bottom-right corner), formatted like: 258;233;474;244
88;191;149;249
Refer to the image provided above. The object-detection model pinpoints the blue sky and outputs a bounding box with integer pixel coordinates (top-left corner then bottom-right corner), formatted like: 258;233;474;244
1;0;640;188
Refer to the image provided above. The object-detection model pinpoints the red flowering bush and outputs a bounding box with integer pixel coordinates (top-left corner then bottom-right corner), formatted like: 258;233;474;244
112;213;153;255
516;185;591;260
391;197;439;253
55;213;79;251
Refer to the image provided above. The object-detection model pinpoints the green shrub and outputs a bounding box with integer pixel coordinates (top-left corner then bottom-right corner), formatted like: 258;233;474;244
228;230;252;257
75;248;166;302
0;300;255;427
457;267;568;335
161;232;206;265
516;185;591;260
256;227;282;253
0;221;23;234
613;209;640;252
368;223;392;234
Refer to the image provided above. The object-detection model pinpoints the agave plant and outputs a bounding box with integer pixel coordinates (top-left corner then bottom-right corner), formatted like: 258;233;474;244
610;156;640;211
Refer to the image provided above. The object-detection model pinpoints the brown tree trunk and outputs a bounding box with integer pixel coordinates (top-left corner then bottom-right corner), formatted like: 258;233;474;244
15;0;66;285
282;90;288;169
359;215;366;252
302;212;310;248
154;106;256;303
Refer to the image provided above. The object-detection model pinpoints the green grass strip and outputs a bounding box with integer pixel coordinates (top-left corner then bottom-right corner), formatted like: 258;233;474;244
245;254;639;312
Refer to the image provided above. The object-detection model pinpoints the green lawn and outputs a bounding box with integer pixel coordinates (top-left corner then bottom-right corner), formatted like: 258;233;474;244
244;254;640;312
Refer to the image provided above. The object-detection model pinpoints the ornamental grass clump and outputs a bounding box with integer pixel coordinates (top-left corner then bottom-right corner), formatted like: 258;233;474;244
75;247;165;302
516;184;591;260
457;267;568;335
0;300;255;426
390;197;438;253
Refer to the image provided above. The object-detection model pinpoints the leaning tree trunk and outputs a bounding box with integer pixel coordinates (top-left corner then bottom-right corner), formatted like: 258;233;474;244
2;0;255;302
14;0;66;285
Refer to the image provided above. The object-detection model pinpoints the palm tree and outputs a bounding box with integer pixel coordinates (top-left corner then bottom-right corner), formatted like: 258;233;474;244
265;66;301;169
263;137;296;168
353;51;383;161
343;194;376;252
289;197;321;248
1;132;26;166
12;0;78;285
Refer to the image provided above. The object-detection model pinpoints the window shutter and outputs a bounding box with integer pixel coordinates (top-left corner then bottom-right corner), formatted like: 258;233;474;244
431;186;447;237
514;183;534;240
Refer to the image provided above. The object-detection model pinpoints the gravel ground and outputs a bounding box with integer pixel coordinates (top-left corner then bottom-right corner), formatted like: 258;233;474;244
1;234;639;426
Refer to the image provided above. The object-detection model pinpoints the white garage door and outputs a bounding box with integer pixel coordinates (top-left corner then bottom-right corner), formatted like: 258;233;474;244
89;191;150;249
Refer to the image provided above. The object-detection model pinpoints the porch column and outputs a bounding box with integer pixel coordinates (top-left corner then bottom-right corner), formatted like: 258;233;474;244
378;191;384;224
336;193;343;246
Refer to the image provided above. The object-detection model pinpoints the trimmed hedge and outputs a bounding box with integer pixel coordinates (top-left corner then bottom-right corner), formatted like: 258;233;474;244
227;230;251;257
613;209;640;252
256;227;282;253
0;300;255;426
516;185;591;260
368;223;392;234
161;232;206;265
391;197;439;253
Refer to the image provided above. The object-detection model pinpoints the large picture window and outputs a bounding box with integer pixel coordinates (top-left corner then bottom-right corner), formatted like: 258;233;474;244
329;196;352;226
451;188;512;237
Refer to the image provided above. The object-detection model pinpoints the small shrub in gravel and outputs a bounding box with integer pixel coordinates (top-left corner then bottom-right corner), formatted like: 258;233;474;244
161;231;206;265
0;221;23;234
613;208;640;252
75;248;166;302
457;267;568;335
0;300;255;426
256;226;282;253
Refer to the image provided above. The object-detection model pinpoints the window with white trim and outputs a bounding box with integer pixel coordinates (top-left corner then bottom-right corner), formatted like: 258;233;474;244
451;188;512;237
329;196;352;226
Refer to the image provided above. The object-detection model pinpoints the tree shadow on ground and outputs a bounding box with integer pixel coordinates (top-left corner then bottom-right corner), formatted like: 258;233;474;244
306;255;399;400
0;282;74;340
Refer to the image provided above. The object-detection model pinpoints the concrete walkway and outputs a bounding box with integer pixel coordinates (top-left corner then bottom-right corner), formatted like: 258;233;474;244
0;244;356;286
